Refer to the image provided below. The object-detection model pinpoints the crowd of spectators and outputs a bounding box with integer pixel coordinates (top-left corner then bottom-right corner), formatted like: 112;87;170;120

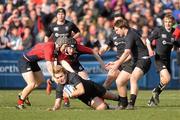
0;0;179;52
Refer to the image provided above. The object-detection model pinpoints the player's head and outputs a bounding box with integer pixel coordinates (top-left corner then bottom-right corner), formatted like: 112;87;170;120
53;65;68;84
113;13;124;22
114;19;129;36
55;37;77;54
55;37;70;53
56;8;66;21
64;38;77;55
163;14;175;31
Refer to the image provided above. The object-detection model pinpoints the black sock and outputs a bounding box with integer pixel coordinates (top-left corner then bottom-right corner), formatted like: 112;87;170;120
121;97;128;107
153;82;166;95
129;94;137;106
113;95;121;101
117;95;121;101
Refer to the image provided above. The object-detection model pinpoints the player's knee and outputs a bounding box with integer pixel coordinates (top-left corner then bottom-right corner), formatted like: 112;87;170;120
161;74;171;84
95;103;107;110
28;83;36;89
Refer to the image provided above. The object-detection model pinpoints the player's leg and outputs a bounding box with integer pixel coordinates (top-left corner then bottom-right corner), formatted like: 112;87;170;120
116;70;130;109
103;69;120;89
127;67;144;110
46;78;53;95
17;71;36;109
149;69;170;106
78;70;90;80
91;97;108;110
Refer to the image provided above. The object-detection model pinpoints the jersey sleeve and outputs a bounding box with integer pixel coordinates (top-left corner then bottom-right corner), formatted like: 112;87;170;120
45;24;53;37
44;43;54;61
77;44;93;54
125;33;135;50
56;84;64;98
71;22;80;33
68;73;82;87
105;33;114;47
148;27;160;42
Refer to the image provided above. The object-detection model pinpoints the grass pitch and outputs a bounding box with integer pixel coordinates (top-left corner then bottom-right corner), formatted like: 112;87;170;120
0;90;180;120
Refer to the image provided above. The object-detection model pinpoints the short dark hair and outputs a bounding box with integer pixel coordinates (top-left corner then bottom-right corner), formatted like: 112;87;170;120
114;19;129;29
56;8;66;15
113;13;124;19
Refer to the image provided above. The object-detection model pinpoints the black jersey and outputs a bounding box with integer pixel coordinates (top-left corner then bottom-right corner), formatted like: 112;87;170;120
105;30;125;57
148;26;175;56
125;28;149;60
56;72;106;99
46;20;80;42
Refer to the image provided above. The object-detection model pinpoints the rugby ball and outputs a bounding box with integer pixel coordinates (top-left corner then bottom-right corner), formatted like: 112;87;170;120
63;84;75;97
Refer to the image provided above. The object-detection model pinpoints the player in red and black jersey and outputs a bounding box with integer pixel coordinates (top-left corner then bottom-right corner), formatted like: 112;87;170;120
44;8;80;42
173;24;180;40
46;38;106;93
58;38;105;78
16;37;74;109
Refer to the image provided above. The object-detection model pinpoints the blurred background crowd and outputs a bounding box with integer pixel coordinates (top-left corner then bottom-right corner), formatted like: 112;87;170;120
0;0;179;52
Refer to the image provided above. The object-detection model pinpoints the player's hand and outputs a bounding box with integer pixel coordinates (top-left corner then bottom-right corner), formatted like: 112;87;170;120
110;63;119;73
148;49;155;57
63;91;70;98
47;107;56;111
105;62;114;70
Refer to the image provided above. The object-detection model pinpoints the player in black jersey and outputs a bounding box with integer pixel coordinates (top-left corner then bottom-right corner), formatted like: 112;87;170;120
99;14;127;89
146;14;180;106
44;8;80;42
47;65;120;111
111;19;151;110
44;8;80;107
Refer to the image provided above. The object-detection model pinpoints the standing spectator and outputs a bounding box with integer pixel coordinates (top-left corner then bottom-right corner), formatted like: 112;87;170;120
76;20;87;44
28;9;44;37
172;0;180;23
0;26;9;49
84;23;100;52
35;29;46;44
100;0;113;20
7;26;23;51
21;26;33;50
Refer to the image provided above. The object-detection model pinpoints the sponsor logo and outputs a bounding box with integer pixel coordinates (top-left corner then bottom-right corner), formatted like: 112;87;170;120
53;27;59;31
161;34;167;38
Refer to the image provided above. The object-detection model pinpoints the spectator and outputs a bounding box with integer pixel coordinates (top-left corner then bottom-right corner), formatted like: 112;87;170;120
7;26;23;51
0;26;9;49
21;26;33;50
84;23;100;52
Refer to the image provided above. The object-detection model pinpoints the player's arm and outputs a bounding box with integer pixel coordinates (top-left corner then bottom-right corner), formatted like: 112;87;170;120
44;36;49;42
72;32;81;39
49;98;62;111
123;54;132;63
146;38;155;56
113;49;131;69
71;83;85;98
46;61;54;77
48;84;64;111
92;50;106;70
99;44;110;55
60;60;75;73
